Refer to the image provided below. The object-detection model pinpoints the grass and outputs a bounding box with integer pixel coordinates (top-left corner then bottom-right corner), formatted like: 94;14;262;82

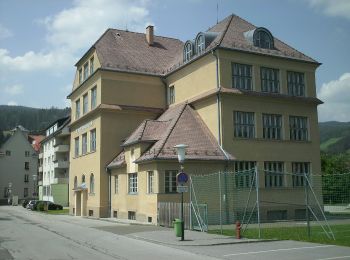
320;137;343;151
44;209;69;215
209;224;350;247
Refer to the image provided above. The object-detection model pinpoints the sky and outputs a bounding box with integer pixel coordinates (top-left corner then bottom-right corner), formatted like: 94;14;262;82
0;0;349;122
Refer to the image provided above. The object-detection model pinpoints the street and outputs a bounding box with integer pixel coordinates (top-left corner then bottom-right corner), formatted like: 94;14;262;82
1;206;350;260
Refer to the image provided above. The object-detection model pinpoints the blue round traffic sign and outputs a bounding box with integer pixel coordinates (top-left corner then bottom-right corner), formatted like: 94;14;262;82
177;171;188;184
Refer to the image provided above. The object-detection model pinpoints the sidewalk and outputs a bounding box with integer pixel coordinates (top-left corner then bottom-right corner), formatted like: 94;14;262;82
128;229;269;246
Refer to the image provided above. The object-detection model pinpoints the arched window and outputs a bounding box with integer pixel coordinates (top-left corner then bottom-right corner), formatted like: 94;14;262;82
74;176;77;189
82;174;86;184
196;34;205;55
183;41;193;62
254;29;274;49
90;174;95;193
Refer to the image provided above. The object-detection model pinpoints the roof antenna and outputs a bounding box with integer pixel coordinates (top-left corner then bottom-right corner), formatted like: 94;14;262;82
216;1;219;24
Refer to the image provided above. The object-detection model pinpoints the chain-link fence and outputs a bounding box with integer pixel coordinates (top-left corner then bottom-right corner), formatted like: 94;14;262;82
190;170;350;242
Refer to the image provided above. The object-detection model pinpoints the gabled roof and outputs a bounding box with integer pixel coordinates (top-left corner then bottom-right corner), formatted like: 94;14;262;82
107;103;234;169
40;116;71;144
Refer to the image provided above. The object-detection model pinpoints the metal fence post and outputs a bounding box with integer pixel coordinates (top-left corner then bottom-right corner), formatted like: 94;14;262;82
189;177;192;230
255;166;261;239
304;172;311;238
219;171;222;234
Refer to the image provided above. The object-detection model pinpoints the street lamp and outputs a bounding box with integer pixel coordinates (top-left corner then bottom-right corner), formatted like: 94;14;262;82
174;144;188;241
8;182;12;205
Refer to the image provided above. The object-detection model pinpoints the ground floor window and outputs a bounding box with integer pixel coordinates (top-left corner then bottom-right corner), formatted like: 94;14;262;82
128;211;136;220
264;162;284;188
234;161;256;188
165;170;177;193
292;162;310;187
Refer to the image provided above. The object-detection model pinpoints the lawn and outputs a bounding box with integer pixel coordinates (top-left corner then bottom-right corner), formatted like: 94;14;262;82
209;224;350;247
44;209;69;215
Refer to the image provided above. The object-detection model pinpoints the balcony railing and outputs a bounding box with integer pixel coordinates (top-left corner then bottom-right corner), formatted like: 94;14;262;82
52;177;69;184
54;161;69;169
54;145;69;153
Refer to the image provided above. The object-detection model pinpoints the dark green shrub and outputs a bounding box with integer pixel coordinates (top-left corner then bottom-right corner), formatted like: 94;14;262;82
37;202;45;211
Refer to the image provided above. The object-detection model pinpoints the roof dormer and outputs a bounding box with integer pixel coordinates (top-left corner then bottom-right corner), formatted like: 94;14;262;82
244;27;274;49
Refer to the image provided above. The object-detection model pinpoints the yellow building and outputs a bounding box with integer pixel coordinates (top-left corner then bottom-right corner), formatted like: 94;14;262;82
69;14;322;221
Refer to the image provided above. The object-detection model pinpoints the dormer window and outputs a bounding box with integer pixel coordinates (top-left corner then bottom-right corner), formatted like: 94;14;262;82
183;41;194;63
244;27;274;50
196;34;205;55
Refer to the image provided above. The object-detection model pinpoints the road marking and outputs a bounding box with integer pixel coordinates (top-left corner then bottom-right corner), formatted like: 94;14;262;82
317;257;350;260
223;245;334;257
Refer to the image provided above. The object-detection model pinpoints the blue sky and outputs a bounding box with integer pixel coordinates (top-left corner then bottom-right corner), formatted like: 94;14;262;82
0;0;349;122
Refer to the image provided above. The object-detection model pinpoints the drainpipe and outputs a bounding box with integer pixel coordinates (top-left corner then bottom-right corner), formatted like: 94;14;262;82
211;49;222;148
161;77;168;109
106;167;111;218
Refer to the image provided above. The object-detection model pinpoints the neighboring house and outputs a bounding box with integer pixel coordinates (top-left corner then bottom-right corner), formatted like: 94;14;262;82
0;126;41;204
38;117;70;206
68;14;322;221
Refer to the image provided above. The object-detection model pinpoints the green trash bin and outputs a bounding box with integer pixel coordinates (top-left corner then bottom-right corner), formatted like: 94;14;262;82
173;218;183;237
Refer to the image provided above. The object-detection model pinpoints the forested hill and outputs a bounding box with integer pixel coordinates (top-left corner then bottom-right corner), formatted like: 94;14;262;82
319;121;350;154
0;105;70;131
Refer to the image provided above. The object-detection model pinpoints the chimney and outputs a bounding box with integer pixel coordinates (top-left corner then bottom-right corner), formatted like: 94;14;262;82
146;25;154;46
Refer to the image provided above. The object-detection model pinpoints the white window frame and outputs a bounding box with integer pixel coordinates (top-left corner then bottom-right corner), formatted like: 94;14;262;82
75;99;80;120
148;171;154;194
168;86;175;105
91;86;97;109
83;93;88;115
114;175;118;194
128;173;138;194
74;137;79;157
90;129;96;152
83;62;89;81
165;170;177;193
82;133;87;155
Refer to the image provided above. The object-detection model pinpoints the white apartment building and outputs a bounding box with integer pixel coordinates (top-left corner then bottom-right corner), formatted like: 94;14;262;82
38;117;70;206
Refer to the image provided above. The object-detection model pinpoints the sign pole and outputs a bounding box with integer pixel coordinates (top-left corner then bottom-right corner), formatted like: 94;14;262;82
181;189;184;241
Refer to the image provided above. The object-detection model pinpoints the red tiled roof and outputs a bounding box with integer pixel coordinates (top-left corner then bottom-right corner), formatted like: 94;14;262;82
28;135;44;152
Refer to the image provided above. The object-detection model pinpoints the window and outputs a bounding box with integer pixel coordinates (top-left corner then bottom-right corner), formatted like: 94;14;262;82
79;68;82;84
82;133;87;155
292;162;310;187
82;174;86;183
113;211;118;218
128;211;136;220
83;94;88;115
196;34;205;55
74;137;79;157
75;99;80;120
74;176;77;189
90;174;95;193
165;170;177;193
263;114;282;140
24;174;29;183
91;86;97;109
128;173;138;194
90;57;94;75
289;116;308;141
261;67;279;93
234;111;255;138
148;171;154;194
25;162;29;170
234;161;256;188
89;210;94;216
90;129;96;152
287;71;305;96
6;150;11;156
114;175;118;194
24;188;28;198
83;62;89;81
232;63;252;90
254;30;274;49
168;86;175;105
25;151;30;157
183;41;193;62
264;162;284;188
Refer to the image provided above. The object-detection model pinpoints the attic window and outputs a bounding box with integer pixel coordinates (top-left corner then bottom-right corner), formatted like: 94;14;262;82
183;41;194;62
196;34;205;55
253;29;274;49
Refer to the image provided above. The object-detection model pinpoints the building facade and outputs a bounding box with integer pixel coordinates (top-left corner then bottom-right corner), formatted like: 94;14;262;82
69;14;322;221
38;117;70;206
0;126;41;204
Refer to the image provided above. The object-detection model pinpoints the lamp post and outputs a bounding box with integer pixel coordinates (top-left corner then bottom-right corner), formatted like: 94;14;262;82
174;144;188;241
8;182;12;205
33;175;37;198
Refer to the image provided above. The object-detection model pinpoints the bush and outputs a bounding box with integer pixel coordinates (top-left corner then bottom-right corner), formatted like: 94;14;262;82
48;203;63;210
37;202;45;211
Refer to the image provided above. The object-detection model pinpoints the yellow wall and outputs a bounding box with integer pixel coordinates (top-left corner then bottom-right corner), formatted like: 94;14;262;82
166;54;217;105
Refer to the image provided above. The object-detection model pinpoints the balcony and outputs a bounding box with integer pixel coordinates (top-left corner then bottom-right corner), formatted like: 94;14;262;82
54;161;69;169
58;127;70;137
54;145;69;153
52;177;69;184
38;166;43;172
39;153;43;159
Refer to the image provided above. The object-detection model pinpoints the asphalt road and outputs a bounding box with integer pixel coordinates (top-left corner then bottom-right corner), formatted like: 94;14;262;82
1;206;350;260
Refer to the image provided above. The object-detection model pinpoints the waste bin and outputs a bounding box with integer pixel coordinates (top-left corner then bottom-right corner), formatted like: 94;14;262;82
173;218;183;237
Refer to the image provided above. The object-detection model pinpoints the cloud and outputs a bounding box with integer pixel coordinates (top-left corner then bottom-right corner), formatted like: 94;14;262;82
306;0;350;19
7;101;18;106
0;24;13;39
318;73;350;122
0;0;151;72
4;84;23;95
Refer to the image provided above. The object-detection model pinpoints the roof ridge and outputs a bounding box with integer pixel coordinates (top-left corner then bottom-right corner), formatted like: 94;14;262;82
110;28;183;42
218;14;234;46
139;120;149;141
154;103;187;158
